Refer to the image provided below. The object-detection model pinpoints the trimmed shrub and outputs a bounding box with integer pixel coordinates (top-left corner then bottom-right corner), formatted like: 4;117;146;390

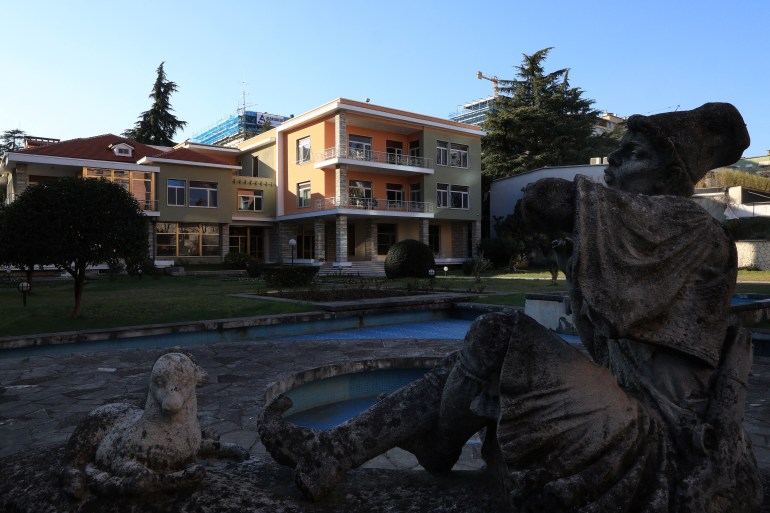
261;266;319;288
384;239;436;279
224;251;250;269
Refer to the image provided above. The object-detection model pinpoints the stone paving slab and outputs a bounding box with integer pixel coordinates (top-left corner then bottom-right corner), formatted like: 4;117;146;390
0;338;767;509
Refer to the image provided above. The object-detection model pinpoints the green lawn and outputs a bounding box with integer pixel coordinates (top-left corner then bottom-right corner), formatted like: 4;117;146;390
0;275;312;337
2;269;770;338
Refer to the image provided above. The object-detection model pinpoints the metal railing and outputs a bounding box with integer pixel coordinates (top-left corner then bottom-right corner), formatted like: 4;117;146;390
137;199;159;211
315;197;434;213
318;147;433;169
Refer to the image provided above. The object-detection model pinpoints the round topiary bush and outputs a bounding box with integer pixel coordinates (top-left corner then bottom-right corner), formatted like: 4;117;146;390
384;239;436;279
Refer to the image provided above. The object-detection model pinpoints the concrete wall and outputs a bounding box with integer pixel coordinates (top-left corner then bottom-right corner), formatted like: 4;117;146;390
736;240;770;270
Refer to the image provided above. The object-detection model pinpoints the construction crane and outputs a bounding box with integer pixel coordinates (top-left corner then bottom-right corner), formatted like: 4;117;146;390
476;71;499;97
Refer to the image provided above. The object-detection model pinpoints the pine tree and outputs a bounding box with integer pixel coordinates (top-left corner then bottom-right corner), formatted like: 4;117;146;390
481;48;617;180
123;62;187;146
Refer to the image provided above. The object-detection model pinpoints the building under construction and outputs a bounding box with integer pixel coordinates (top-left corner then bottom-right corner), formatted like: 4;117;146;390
190;110;291;146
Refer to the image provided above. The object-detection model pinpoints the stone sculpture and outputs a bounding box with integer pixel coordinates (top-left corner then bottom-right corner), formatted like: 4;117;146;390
59;352;248;499
259;102;763;512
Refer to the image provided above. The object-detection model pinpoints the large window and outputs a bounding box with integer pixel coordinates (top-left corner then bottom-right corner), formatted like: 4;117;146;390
436;183;449;208
229;226;264;259
189;181;218;207
386;183;404;208
386;140;403;164
377;223;397;256
297;225;314;259
436;141;448;166
156;223;220;257
85;167;155;210
167;179;185;206
437;183;469;209
348;134;372;160
349;180;374;208
436;141;469;168
450;143;469;168
238;189;263;211
450;185;470;209
297;181;311;208
296;136;311;163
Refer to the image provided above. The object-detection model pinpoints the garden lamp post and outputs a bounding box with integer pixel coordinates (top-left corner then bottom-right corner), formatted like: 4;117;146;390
428;268;436;278
17;280;31;306
289;238;297;265
443;266;449;277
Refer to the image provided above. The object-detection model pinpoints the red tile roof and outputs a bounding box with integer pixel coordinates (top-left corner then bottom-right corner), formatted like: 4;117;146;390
16;134;237;167
145;147;237;167
18;134;165;162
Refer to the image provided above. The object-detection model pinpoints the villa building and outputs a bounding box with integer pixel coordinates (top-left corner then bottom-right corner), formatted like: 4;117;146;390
0;99;484;271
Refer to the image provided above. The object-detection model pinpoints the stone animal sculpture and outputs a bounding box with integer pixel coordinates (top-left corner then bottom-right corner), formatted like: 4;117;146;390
260;103;764;512
59;352;248;498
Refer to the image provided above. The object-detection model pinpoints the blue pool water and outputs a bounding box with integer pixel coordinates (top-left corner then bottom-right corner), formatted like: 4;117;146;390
284;367;429;429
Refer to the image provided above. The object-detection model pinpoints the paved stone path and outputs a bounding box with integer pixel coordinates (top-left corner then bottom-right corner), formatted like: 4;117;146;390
0;337;767;497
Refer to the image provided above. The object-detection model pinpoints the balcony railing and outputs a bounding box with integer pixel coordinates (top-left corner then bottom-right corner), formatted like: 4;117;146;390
317;147;433;169
137;199;159;211
315;197;434;214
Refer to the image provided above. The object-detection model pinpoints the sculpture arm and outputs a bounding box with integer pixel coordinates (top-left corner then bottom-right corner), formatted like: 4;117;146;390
520;178;576;235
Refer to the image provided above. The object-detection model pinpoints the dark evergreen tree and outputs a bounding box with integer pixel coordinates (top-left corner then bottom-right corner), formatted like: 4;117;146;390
482;48;618;180
0;129;27;153
123;62;186;146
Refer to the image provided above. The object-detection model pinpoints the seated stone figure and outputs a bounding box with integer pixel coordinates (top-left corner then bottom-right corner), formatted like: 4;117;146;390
259;103;763;512
59;352;248;499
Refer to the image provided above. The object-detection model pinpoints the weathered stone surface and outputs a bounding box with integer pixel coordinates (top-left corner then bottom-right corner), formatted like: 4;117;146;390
1;448;510;513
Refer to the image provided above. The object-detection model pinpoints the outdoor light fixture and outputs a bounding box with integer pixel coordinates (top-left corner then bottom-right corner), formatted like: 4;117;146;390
289;238;297;266
17;280;31;306
443;266;449;277
428;268;436;278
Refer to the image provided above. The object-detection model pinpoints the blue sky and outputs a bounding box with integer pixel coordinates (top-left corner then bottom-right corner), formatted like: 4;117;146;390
3;0;769;157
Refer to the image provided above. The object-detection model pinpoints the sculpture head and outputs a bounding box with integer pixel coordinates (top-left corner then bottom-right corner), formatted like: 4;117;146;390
604;102;750;197
147;352;208;416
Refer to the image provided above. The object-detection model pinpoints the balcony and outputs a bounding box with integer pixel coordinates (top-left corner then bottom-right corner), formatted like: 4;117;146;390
314;197;434;215
314;147;434;175
137;199;160;216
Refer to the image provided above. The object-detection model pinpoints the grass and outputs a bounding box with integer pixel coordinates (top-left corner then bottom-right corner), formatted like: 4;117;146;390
2;268;770;338
0;275;312;337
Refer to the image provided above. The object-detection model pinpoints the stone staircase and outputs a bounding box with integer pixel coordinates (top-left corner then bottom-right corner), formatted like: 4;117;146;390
316;261;386;278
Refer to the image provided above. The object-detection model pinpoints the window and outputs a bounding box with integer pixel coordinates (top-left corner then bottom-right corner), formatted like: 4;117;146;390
296;136;311;163
348;135;372;160
229;226;264;259
86;167;155;210
156;223;220;257
297;225;314;259
167;179;185;206
110;143;134;157
238;189;263;211
436;183;449;208
386;183;403;208
297;181;311;208
386;140;403;164
377;224;397;256
436;141;448;166
238;156;258;177
429;225;440;254
409;140;420;166
189;181;218;207
450;185;470;209
450;143;469;168
349;180;374;207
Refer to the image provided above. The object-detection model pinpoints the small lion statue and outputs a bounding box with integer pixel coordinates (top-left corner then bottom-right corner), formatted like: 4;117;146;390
58;352;248;498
